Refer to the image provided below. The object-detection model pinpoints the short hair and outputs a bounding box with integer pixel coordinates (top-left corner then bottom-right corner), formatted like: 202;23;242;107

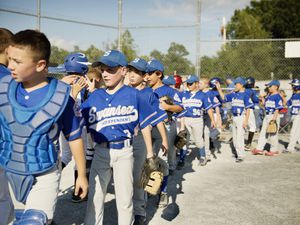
88;67;102;79
0;28;13;54
11;29;51;65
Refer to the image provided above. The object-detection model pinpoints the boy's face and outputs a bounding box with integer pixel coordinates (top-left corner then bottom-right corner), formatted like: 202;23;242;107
146;71;162;87
127;67;144;87
7;45;46;83
235;83;243;90
268;85;278;93
187;82;197;91
100;64;126;88
199;79;208;90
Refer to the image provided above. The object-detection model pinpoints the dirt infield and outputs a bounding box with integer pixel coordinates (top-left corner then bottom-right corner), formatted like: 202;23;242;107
49;135;300;225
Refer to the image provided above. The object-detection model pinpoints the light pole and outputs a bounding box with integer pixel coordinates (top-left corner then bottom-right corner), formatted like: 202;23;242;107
118;0;122;51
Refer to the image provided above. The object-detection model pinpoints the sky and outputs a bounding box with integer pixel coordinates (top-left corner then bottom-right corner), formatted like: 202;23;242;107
0;0;251;63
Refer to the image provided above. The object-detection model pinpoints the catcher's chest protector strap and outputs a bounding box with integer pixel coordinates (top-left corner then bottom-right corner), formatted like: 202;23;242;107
0;76;70;202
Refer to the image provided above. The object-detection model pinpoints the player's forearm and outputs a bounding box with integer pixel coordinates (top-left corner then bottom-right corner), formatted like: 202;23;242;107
272;109;279;120
166;104;183;113
69;138;86;177
207;108;215;123
141;125;154;158
156;122;168;146
180;117;185;131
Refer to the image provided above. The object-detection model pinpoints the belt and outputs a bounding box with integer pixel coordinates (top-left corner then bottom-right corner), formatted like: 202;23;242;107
265;112;274;115
100;139;133;149
232;113;243;117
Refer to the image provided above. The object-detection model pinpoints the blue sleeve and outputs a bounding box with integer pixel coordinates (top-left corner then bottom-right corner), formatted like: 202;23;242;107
60;96;84;141
137;91;157;129
172;90;183;108
276;95;284;110
203;94;213;111
225;93;234;102
244;93;254;109
148;92;168;126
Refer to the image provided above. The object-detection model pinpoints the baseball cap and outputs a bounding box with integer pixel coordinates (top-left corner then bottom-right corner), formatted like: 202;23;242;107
186;75;199;84
265;80;280;87
146;59;164;73
128;58;148;72
92;50;127;68
162;76;176;85
234;77;246;85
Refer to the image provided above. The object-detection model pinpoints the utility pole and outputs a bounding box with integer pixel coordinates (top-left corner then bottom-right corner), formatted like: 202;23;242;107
118;0;122;51
195;0;201;77
37;0;41;31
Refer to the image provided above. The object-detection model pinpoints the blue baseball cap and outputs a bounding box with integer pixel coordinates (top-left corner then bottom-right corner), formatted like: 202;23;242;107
92;50;127;68
234;77;246;85
128;58;148;72
146;59;164;73
266;80;280;87
162;76;176;85
186;75;199;84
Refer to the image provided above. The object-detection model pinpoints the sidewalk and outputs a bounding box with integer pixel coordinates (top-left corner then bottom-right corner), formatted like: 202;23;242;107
51;137;300;225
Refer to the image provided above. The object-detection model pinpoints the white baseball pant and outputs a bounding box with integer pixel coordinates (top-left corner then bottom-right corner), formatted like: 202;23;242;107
287;114;300;152
232;115;246;159
256;114;280;151
84;144;134;225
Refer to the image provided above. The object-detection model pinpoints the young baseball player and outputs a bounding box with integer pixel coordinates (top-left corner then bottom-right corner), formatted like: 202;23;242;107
223;77;254;162
244;77;259;151
81;50;156;225
145;59;184;207
199;77;221;160
252;80;283;156
0;29;88;224
0;27;14;225
127;57;169;224
283;79;300;153
181;75;215;166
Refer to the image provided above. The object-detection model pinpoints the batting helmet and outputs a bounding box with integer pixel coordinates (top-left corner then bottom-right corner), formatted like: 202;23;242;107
64;53;91;75
209;77;221;89
245;77;255;89
290;78;300;91
173;75;183;89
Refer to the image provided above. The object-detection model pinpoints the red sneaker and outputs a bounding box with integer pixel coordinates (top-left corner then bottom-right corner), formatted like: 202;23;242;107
251;149;263;155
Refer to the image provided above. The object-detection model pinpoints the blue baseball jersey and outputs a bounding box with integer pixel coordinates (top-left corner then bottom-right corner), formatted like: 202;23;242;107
181;90;212;118
153;85;183;107
0;64;11;79
172;89;187;119
205;90;222;109
287;93;300;115
245;88;259;105
81;85;156;143
264;93;283;114
139;87;168;126
225;91;254;116
16;79;83;141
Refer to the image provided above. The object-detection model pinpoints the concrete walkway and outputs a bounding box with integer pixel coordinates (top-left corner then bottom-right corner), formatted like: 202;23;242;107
51;136;300;225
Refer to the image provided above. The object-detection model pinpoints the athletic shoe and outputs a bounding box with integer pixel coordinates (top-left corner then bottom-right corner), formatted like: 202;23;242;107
176;160;185;170
235;158;244;163
199;157;207;166
251;149;263;155
264;150;279;156
245;144;251;151
158;192;169;208
133;215;146;225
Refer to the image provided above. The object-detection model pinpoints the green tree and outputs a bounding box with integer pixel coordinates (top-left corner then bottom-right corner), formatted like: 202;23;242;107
111;29;138;62
50;46;69;65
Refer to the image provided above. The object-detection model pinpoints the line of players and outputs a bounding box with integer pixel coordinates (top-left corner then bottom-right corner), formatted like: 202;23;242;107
52;50;300;225
1;28;299;225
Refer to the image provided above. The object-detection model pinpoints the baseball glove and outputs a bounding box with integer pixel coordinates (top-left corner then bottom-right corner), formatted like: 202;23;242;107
174;130;187;149
140;156;163;195
266;120;278;135
160;95;174;122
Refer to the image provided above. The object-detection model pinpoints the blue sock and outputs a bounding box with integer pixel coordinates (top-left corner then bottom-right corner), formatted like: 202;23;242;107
161;176;168;193
199;147;206;158
179;149;187;161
